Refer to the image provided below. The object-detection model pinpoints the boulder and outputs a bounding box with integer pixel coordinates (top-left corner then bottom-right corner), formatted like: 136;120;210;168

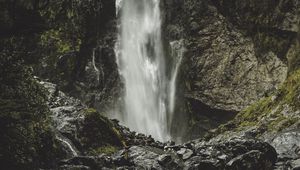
267;130;300;160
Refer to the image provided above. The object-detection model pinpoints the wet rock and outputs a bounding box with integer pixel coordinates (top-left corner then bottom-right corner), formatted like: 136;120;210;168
274;159;300;170
59;165;91;170
183;142;194;150
184;157;220;170
158;154;172;165
41;81;124;158
41;81;279;170
112;150;133;167
165;144;182;151
157;154;181;169
274;161;290;170
189;136;277;170
177;148;194;160
290;159;300;170
41;81;85;134
267;130;300;160
127;146;162;169
41;81;83;157
226;150;273;170
59;156;102;169
111;120;166;149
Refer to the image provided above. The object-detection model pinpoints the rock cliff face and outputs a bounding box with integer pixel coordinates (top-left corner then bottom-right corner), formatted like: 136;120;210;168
2;0;300;169
162;0;299;140
31;0;121;113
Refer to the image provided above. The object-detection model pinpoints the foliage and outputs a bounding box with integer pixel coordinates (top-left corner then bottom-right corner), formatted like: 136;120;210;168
0;0;116;169
0;39;63;169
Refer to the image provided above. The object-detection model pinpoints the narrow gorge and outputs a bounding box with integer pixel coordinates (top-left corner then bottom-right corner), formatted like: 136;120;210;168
1;0;300;169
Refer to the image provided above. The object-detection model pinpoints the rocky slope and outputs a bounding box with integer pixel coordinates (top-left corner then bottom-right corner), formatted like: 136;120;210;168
43;81;279;170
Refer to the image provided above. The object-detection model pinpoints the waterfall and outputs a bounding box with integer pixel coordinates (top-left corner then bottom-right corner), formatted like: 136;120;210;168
168;40;184;120
115;0;183;142
92;48;100;83
56;134;79;157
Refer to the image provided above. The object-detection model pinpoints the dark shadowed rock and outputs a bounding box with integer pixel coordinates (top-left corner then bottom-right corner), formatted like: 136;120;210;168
158;154;173;165
184;157;220;170
225;150;273;170
290;159;300;170
59;165;91;170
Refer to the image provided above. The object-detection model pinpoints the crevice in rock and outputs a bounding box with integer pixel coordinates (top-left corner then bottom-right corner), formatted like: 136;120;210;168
184;97;237;140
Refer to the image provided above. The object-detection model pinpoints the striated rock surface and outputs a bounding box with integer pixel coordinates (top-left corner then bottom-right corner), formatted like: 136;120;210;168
162;0;300;140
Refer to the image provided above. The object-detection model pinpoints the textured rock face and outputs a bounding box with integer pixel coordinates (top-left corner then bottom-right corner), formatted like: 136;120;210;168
268;131;300;160
41;80;125;159
214;0;300;33
162;0;300;139
164;0;291;112
72;20;121;113
264;130;300;170
31;0;120;114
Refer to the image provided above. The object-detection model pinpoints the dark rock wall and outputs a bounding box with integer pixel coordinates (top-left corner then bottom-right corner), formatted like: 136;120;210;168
31;0;120;113
0;0;118;169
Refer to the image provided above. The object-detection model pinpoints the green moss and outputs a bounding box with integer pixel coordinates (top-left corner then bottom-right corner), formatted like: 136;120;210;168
213;69;300;138
241;97;271;118
40;29;80;54
233;97;273;129
267;114;286;130
78;109;125;156
85;108;98;114
112;127;127;147
277;69;300;108
88;145;118;156
0;45;64;169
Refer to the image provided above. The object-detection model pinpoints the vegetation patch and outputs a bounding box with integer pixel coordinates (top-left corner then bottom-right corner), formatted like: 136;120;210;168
88;145;118;156
0;44;64;169
79;108;125;156
213;69;300;137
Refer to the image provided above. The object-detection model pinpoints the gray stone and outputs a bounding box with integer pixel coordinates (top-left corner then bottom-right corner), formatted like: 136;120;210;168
268;131;300;160
127;146;162;169
177;148;194;160
290;159;300;170
158;154;172;165
226;150;273;170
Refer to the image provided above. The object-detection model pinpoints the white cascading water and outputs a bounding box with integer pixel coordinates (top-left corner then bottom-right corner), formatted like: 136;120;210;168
169;40;184;115
115;0;183;142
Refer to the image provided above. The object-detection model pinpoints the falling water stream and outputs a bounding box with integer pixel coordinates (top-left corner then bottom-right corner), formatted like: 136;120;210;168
115;0;183;142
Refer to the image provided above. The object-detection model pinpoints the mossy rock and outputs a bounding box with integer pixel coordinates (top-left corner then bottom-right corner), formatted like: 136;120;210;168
213;69;300;137
79;108;125;156
88;145;118;156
